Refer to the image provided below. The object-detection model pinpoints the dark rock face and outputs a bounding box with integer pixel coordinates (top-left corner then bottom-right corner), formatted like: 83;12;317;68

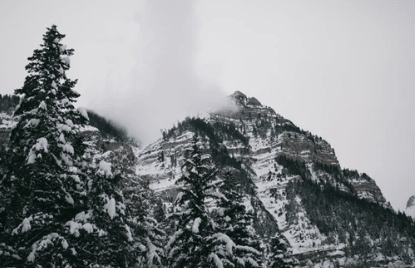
407;196;415;209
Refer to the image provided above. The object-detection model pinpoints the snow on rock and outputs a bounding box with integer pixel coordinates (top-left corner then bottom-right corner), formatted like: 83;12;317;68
192;217;202;233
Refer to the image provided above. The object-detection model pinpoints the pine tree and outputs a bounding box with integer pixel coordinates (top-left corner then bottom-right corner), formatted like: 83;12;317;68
166;135;235;268
0;25;136;267
126;186;165;268
267;232;296;268
0;24;89;267
215;171;263;268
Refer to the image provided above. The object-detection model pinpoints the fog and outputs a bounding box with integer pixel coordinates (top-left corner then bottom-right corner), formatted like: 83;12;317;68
88;0;227;145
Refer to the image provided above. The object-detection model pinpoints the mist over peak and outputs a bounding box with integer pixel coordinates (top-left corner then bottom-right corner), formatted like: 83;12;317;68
87;0;226;146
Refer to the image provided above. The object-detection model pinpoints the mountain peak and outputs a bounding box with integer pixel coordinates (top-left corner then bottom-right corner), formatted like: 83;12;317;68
229;91;262;107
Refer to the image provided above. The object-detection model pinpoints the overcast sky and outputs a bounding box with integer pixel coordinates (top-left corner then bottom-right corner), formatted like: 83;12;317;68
1;0;414;212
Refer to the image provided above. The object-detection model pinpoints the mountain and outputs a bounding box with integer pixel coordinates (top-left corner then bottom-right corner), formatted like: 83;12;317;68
406;195;415;219
135;91;414;267
2;91;415;267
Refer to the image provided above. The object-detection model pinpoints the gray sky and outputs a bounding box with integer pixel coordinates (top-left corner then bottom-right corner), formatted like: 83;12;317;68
1;0;414;212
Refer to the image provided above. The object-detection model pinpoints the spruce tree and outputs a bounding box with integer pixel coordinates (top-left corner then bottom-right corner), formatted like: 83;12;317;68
0;25;136;267
267;232;296;268
0;24;89;267
166;135;236;268
215;171;263;268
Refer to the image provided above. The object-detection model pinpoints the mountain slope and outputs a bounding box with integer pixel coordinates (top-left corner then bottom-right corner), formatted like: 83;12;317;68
135;91;413;267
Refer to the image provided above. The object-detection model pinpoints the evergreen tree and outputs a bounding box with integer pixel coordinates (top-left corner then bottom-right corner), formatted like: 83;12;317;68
0;25;136;267
215;171;262;268
127;186;165;268
267;233;296;268
0;24;89;267
166;135;235;268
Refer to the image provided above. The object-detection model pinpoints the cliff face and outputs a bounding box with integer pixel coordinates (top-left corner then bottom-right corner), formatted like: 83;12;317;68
406;195;415;218
134;91;403;266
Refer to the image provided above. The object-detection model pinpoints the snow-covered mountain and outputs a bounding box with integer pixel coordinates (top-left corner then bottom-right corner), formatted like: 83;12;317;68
1;91;414;267
133;91;413;267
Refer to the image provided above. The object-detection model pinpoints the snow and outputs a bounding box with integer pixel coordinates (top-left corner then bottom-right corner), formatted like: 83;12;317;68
175;192;185;204
213;233;235;254
66;221;81;237
75;211;90;222
61;56;70;66
59;133;66;143
12;216;32;235
66;219;95;236
65;119;74;126
82;223;93;233
57;123;72;132
36;138;49;152
145;236;162;267
192;217;201;233
59;44;66;52
77;107;89;120
65;194;74;205
24;118;40;128
166;230;183;253
125;224;133;242
27;233;68;262
62;143;74;155
39;101;47;110
208;253;224;268
105;197;117;219
60;152;73;166
208;191;228;201
97;160;113;178
27;138;49;164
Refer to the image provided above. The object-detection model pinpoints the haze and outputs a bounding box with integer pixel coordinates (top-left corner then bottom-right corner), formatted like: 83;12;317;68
0;0;414;212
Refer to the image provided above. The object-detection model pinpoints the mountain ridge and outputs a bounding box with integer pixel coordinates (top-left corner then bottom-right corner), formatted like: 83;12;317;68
132;91;413;267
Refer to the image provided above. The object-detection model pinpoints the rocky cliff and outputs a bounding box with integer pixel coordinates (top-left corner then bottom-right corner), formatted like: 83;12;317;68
134;91;409;267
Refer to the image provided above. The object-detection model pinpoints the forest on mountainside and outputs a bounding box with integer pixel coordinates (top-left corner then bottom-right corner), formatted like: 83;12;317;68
0;94;19;114
0;24;294;268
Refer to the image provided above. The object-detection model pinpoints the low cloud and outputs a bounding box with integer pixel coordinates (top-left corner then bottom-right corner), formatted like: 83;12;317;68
86;0;226;146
